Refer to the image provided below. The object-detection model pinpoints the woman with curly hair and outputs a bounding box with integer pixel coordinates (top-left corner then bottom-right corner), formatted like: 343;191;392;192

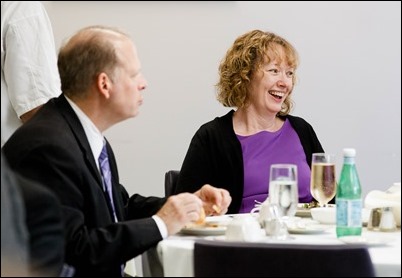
175;30;325;214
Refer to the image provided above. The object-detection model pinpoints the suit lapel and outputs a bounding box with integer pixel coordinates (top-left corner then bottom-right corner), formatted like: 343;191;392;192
55;95;125;221
54;96;103;187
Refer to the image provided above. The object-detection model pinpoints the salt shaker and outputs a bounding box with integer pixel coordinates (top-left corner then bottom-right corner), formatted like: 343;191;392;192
379;207;397;232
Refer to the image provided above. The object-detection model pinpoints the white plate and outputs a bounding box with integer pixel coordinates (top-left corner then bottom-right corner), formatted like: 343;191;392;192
180;226;227;236
287;226;327;235
205;215;233;226
339;236;394;246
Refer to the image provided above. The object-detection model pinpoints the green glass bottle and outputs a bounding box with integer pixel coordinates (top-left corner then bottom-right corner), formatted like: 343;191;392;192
336;148;362;237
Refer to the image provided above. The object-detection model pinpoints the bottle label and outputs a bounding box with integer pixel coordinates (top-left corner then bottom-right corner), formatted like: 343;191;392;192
336;199;362;227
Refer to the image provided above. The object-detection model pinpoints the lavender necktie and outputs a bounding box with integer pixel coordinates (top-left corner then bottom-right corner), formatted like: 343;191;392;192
98;143;117;222
99;143;125;275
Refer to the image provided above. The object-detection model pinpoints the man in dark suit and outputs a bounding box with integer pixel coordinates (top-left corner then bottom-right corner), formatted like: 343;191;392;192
1;153;65;277
3;25;231;276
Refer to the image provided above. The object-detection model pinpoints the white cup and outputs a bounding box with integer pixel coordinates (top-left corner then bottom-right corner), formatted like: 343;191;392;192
225;215;262;242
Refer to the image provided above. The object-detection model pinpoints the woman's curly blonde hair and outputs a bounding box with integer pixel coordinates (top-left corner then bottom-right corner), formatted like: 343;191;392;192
216;30;299;116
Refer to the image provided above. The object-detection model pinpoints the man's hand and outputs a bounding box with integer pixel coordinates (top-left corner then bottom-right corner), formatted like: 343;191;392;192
195;184;231;216
156;185;231;236
156;193;203;235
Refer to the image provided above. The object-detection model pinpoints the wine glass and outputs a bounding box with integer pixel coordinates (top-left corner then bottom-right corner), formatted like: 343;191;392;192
310;153;337;207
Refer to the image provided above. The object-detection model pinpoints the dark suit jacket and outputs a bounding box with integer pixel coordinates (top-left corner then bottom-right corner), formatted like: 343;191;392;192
3;95;167;276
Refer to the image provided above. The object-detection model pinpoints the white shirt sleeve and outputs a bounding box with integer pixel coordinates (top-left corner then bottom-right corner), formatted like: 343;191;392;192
3;2;61;117
152;215;168;239
1;2;61;145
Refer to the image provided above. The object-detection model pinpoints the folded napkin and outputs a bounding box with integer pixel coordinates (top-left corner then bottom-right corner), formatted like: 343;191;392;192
365;182;401;226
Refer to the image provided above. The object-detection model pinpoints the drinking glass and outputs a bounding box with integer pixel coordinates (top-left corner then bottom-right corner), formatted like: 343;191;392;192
310;153;337;207
269;164;298;218
267;164;298;240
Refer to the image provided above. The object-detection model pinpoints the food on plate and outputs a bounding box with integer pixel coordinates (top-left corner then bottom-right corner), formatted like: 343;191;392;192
301;200;319;209
195;207;206;225
183;206;228;230
184;207;228;229
212;204;221;213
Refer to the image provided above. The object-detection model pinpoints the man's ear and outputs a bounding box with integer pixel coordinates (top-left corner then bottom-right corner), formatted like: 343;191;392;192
97;72;111;99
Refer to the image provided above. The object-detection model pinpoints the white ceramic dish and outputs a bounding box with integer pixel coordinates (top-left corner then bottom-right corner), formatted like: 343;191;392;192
310;207;336;224
287;226;327;235
205;215;233;226
339;236;394;247
225;215;262;241
180;226;227;236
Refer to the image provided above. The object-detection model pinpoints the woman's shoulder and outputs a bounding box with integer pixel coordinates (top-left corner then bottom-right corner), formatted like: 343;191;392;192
199;110;234;130
285;114;314;128
192;110;235;141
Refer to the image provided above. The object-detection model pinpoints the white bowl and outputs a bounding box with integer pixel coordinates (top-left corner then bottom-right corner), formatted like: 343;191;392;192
310;207;336;224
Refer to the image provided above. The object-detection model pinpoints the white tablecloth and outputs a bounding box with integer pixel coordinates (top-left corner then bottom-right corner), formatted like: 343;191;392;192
143;220;401;277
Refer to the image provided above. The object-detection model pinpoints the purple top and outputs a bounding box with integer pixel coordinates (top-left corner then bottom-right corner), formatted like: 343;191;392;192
237;119;313;213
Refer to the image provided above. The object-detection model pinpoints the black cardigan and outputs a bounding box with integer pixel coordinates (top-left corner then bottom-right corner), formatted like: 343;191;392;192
175;110;324;214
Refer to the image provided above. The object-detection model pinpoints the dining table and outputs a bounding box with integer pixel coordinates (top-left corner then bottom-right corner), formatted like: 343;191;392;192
142;214;401;277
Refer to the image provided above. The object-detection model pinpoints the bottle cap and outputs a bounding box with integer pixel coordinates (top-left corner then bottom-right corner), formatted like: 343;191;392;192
343;148;356;157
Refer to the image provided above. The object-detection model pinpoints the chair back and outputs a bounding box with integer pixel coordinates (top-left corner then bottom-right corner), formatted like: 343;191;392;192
164;170;180;197
194;240;375;277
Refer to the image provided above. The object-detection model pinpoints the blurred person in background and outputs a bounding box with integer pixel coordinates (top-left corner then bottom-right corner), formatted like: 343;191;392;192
1;153;29;277
1;1;61;146
2;2;68;276
175;29;325;214
3;25;231;276
1;152;66;277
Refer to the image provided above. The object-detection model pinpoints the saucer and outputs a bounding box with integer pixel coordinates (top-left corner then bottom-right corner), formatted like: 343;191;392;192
339;236;394;246
180;226;227;236
287;226;327;235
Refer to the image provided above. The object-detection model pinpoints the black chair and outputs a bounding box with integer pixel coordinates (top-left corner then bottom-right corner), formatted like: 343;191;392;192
194;240;375;277
164;170;180;197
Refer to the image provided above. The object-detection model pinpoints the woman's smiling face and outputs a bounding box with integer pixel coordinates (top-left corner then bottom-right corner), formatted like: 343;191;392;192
248;56;295;115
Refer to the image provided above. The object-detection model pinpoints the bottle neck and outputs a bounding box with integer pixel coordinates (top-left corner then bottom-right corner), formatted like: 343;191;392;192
343;157;355;165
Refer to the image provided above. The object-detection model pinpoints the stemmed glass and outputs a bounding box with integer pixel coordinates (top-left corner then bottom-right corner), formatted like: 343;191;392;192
310;153;337;207
267;164;298;239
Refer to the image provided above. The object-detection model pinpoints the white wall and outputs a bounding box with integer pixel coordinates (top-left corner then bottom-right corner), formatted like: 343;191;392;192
45;1;401;200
